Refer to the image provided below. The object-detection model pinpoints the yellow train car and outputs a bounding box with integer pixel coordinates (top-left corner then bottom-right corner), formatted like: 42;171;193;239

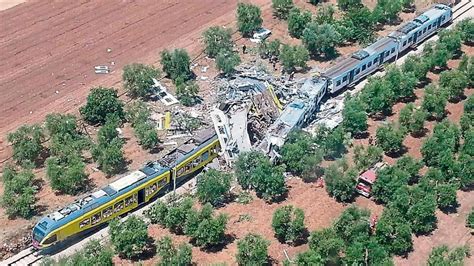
33;129;219;248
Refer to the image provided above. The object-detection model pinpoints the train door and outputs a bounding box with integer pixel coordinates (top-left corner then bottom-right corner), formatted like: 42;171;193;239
378;53;385;65
348;69;355;84
413;31;418;44
436;17;442;28
138;189;145;205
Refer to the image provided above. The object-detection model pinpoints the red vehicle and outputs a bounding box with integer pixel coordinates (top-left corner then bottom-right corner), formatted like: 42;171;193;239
355;162;386;197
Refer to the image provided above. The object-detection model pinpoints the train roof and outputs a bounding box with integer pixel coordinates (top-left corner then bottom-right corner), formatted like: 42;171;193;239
390;4;451;38
324;57;359;79
35;128;217;234
324;37;396;79
364;37;397;55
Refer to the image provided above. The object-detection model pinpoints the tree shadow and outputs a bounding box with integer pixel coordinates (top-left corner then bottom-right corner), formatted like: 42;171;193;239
129;237;157;261
398;94;417;104
34;148;51;168
410;127;429;138
440;204;459;215
385;146;408;159
354;131;370;140
448;94;466;104
198;233;236;253
34;204;49;217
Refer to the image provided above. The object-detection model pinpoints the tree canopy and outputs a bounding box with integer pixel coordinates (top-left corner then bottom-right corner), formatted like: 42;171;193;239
324;159;357;202
160;49;192;83
122;63;160;99
272;205;306;244
236;3;262;37
376;123;405;155
7;124;44;165
109;216;149;259
287;8;312;38
279;44;309;73
80;87;125;125
1;166;36;219
196;169;232;206
271;0;294;19
302;22;342;58
156;236;192;266
216;50;241;74
203;26;233;58
342;95;368;136
236;234;269;265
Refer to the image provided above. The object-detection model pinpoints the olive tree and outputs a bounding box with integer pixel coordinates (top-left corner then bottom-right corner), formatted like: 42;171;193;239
353;145;383;171
176;80;199;106
439;69;468;102
156;236;192;266
203;26;233;58
216;50;241;74
122;64;160;99
272;205;305;244
279;44;309;73
302;22;342;58
324;161;357;202
375;208;413;255
427;245;470;266
342;95;367;136
236;3;262;37
80;87;125;124
271;0;294;19
196;169;232;206
288;8;312;38
109;216;149;259
160;49;192;82
46;154;87;195
7;125;44;165
337;0;362;11
1;166;36;219
376;123;405;155
236;234;269;265
422;85;447;120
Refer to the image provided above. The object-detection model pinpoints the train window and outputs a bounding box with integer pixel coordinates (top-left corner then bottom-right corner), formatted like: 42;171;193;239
355;69;360;75
342;76;347;82
408;37;413;42
158;178;168;188
125;196;134;207
91;213;101;225
114;201;124;213
441;16;445;21
362;65;366;71
373;58;378;64
336;80;341;86
428;24;432;30
423;28;427;33
385;51;390;56
368;62;372;68
43;235;57;245
391;48;395;54
80;218;90;228
403;40;407;46
201;151;209;161
177;167;185;176
103;206;113;218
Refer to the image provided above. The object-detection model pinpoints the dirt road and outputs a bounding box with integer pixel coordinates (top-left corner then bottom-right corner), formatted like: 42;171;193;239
0;0;239;160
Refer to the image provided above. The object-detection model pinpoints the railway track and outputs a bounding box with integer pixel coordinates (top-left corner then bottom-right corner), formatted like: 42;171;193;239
1;247;42;266
452;0;473;20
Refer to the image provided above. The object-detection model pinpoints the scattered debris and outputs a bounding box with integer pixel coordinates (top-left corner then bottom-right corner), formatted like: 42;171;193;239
151;78;179;106
94;65;109;74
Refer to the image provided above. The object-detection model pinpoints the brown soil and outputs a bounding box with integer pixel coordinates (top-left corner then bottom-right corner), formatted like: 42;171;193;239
115;178;382;266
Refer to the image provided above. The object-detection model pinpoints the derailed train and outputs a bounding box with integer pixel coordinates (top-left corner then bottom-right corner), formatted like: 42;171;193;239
259;4;453;155
32;4;452;249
